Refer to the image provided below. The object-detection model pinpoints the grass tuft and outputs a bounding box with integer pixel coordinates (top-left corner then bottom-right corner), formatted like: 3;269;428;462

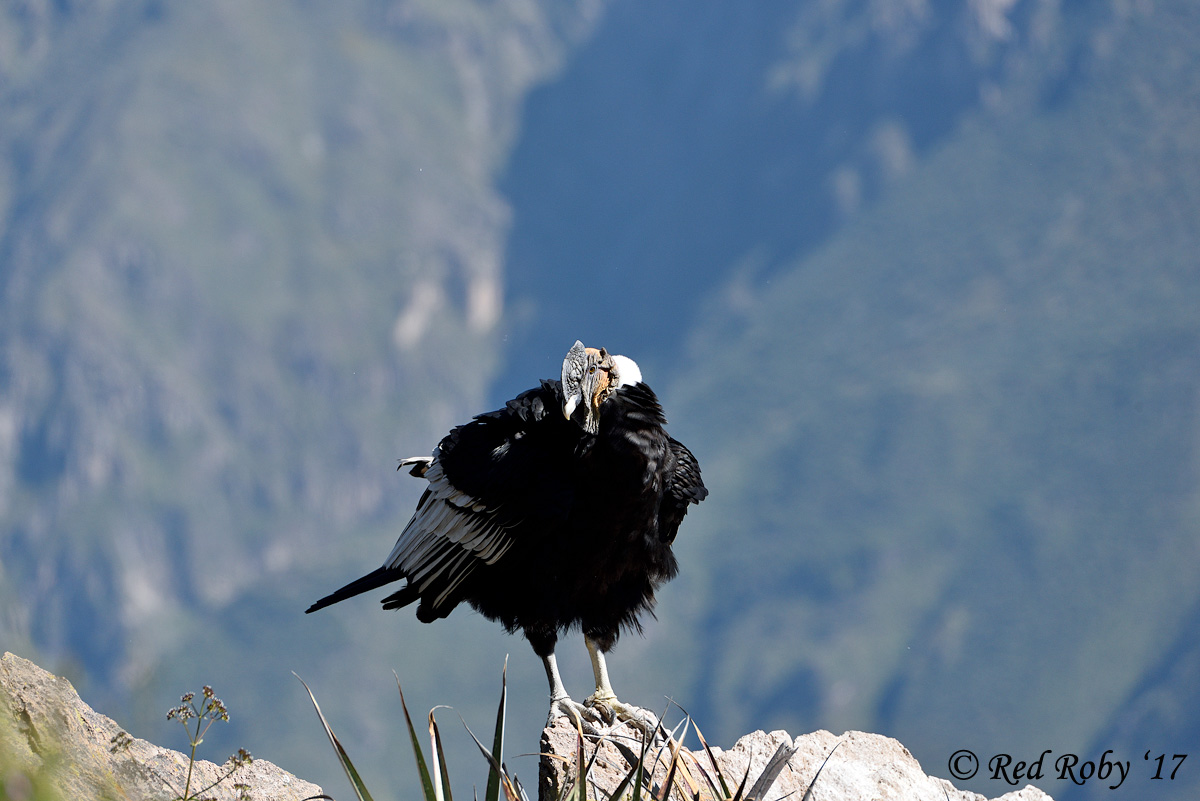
297;665;810;801
294;672;374;801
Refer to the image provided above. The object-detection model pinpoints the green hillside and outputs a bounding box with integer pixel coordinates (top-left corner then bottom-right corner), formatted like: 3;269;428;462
0;2;602;795
661;3;1200;798
2;2;1198;800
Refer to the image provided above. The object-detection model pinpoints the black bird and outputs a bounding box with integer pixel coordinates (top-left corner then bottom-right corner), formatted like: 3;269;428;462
307;341;707;727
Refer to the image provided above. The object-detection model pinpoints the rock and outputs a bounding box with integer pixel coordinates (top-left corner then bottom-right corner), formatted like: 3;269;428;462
539;718;1054;801
0;651;1054;801
0;652;323;801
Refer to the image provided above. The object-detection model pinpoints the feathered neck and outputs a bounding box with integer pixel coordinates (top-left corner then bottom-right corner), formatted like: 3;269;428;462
611;355;641;387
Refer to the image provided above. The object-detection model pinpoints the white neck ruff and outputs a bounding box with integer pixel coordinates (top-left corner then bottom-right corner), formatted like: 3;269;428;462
611;354;642;387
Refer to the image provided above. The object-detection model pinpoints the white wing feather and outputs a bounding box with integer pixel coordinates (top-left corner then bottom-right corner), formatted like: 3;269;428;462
383;457;514;601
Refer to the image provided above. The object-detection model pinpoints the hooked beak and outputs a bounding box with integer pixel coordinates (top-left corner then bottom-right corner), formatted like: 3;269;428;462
563;393;581;420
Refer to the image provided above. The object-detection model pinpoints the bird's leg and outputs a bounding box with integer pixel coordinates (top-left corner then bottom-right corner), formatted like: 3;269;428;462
542;652;604;733
582;637;663;738
583;635;617;705
543;651;573;718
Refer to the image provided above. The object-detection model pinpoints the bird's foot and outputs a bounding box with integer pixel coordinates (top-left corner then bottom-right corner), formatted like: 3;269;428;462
547;696;607;736
582;692;666;743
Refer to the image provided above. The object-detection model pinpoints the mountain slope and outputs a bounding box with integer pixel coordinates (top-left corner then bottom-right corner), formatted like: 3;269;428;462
0;1;604;794
657;3;1200;798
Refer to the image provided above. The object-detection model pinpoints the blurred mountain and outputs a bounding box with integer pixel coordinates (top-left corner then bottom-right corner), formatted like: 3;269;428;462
2;1;1198;800
502;1;1200;799
497;0;1090;388
0;0;604;795
650;5;1200;801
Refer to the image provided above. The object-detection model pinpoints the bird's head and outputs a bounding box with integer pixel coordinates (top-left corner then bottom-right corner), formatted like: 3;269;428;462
561;340;642;434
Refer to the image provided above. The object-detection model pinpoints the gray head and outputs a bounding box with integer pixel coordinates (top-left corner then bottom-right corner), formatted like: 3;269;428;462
560;340;642;434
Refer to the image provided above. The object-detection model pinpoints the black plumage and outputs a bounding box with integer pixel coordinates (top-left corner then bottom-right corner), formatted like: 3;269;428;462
307;342;707;726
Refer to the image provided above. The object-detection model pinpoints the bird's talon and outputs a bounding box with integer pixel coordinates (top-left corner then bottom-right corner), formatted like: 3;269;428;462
582;692;618;725
548;698;607;736
578;695;665;741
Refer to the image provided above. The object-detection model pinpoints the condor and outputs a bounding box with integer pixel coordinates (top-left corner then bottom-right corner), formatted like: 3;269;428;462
307;341;707;729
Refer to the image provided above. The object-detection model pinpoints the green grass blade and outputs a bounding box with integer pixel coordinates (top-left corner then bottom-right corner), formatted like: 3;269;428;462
607;758;641;801
800;739;844;801
485;658;508;801
395;672;441;801
629;724;652;801
669;738;702;800
459;716;523;801
682;749;723;800
582;729;623;801
430;707;454;801
730;759;752;801
575;728;588;801
640;716;689;783
293;673;376;801
692;722;731;799
654;747;681;801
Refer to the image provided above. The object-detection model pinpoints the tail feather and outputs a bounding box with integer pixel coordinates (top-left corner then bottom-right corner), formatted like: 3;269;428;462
306;566;404;613
381;583;420;610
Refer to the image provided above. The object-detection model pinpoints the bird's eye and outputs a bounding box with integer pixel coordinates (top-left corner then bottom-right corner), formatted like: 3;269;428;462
588;366;595;374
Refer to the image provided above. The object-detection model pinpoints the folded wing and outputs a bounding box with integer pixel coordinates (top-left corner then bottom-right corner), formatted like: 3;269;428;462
308;381;582;621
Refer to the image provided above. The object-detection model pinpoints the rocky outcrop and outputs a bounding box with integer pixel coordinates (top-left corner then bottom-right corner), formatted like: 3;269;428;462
1;650;1054;801
539;718;1054;801
0;652;322;801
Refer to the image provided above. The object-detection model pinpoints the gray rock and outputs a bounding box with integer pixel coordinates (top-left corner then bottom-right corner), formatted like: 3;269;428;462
0;652;322;801
539;718;1054;801
0;650;1054;801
